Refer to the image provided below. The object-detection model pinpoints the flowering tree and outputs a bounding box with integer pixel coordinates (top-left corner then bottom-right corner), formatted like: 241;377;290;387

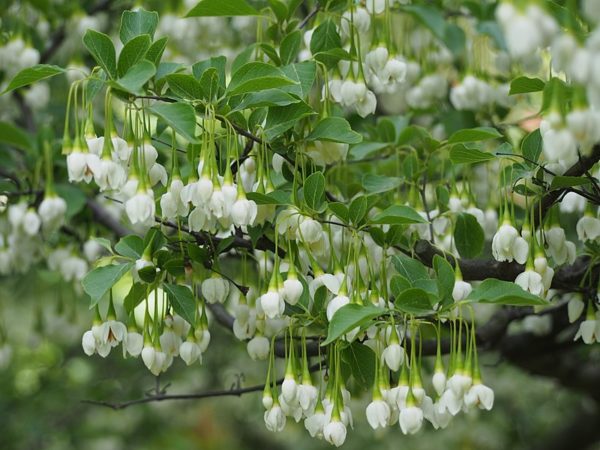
1;0;600;447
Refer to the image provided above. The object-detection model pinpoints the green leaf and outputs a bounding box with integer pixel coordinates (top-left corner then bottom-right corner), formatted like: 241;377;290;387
264;101;315;140
303;171;325;211
192;56;226;87
112;60;155;94
163;283;197;325
246;190;291;205
390;274;411;298
394;287;434;315
117;34;151;77
509;76;545;95
449;144;496;164
448;127;502;144
119;9;159;44
83;29;117;79
370;205;427;225
226;62;297;96
1;64;65;95
165;73;205;100
362;174;402;194
521;129;542;164
454;213;484;258
115;235;144;259
349;196;368;226
310;20;342;68
466;279;547;306
280;61;316;98
323;304;383;345
550;176;592;190
349;142;389;160
186;0;259;16
306;117;362;144
233;89;300;110
341;342;376;390
329;202;349;222
82;262;133;306
433;255;454;306
0;122;33;150
149;102;197;142
146;36;168;66
280;30;302;65
199;68;219;101
392;254;429;284
124;283;147;313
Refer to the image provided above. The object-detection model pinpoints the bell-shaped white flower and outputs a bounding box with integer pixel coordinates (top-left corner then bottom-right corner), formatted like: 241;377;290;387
568;296;585;323
432;371;447;397
179;339;202;365
125;188;155;225
399;404;424;435
323;418;347;447
491;222;529;264
264;403;287;432
81;330;96;356
22;209;41;236
366;398;391;430
38;195;67;232
201;276;230;304
298;383;318;415
452;279;472;302
576;215;600;242
464;383;495;411
515;268;544;297
304;409;328;438
124;330;143;357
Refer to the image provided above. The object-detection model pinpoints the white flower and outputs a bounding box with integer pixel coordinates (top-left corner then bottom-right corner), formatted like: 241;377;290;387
67;151;98;183
574;317;600;344
297;217;323;243
452;280;472;302
125;189;155;225
464;383;494;411
304;410;328;438
246;335;269;360
326;294;350;321
124;331;143;357
38;196;67;231
231;197;258;227
447;373;472;397
201;276;230;304
264;403;286;432
81;330;96;356
323;419;347;447
381;343;404;371
340;7;370;36
298;383;318;415
515;269;544;297
491;223;529;264
438;388;462;416
542;124;577;164
366;399;391;429
179;340;202;365
160;178;189;219
141;345;167;376
22;209;41;236
282;276;303;305
577;215;600;241
93;320;127;348
399;405;423;435
260;289;285;319
568;296;585;323
92;158;126;191
429;372;445;398
281;375;299;404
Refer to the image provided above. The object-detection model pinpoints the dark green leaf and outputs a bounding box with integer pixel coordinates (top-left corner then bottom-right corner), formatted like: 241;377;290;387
117;34;151;77
521;129;542;164
433;255;454;306
466;279;547;306
149;102;197;142
341;342;376;390
163;283;197;325
264;101;315;140
349;196;368;226
166;73;205;99
0;121;33;150
186;0;259;16
450;144;496;164
323;304;383;345
509;76;545;95
82;262;133;306
280;30;302;65
115;235;144;259
454;213;484;258
124;283;147;313
226;62;297;96
392;254;429;284
370;205;427;225
303;171;325;211
394;287;434;315
550;176;592;190
112;59;155;94
448;127;502;144
362;174;402;194
306;117;362;144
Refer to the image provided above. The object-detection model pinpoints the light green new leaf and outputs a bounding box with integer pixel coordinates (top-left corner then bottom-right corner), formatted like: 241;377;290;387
450;144;496;164
448;127;502;144
323;304;383;345
119;9;159;44
149;102;198;142
466;279;547;306
1;64;65;95
370;205;427;225
306;117;362;144
186;0;259;16
83;29;117;79
226;62;297;96
163;283;197;326
82;262;133;307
